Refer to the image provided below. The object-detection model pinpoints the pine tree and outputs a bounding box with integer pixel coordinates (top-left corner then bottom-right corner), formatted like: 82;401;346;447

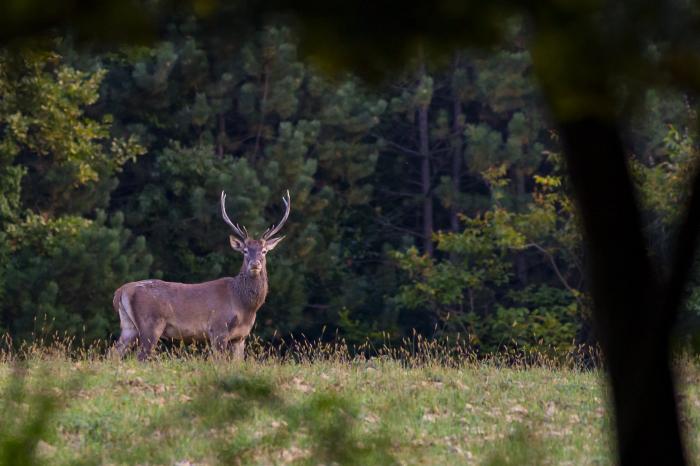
0;46;149;340
101;24;388;338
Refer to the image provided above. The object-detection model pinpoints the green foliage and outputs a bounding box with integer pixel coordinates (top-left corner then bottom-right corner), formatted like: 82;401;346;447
2;212;152;340
392;214;514;313
0;17;694;351
474;286;579;353
0;49;144;216
393;168;583;353
0;46;149;342
633;124;697;230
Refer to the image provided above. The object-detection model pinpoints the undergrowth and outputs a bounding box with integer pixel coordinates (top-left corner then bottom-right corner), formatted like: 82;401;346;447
0;331;602;370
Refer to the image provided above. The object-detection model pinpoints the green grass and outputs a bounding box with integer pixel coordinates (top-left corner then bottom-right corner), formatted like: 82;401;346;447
1;342;698;465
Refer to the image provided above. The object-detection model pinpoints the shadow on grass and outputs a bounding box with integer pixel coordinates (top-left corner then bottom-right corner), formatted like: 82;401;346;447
185;371;399;465
0;365;89;466
483;424;546;466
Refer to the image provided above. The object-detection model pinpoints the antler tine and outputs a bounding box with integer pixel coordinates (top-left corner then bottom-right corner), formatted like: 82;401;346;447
262;190;291;240
220;191;248;240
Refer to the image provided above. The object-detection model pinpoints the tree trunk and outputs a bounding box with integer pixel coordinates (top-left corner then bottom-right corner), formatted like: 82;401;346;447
514;166;528;284
216;112;225;157
558;118;686;465
450;84;463;233
418;101;433;257
253;63;270;162
514;166;526;201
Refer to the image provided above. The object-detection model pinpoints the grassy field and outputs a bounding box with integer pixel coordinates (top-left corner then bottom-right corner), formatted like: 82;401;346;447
1;343;699;465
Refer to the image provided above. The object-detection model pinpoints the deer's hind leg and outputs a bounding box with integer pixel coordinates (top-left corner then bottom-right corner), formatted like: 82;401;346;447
114;299;138;357
137;318;166;361
115;328;138;358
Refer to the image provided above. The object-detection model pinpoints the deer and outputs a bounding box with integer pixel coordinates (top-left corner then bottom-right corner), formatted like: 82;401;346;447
112;190;290;361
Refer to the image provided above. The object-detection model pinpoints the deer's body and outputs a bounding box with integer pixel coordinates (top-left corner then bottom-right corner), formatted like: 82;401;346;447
113;191;289;360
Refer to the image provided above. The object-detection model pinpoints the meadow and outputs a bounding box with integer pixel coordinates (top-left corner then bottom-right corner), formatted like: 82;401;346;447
2;339;699;466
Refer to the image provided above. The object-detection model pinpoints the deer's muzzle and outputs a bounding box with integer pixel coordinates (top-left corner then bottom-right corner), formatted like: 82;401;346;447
249;261;262;274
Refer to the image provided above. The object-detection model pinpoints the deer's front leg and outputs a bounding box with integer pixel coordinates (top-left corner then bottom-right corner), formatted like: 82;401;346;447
208;317;233;355
229;338;245;361
208;332;228;355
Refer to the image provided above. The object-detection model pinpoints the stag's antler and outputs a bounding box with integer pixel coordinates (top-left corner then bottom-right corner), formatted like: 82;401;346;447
221;191;248;240
262;190;291;240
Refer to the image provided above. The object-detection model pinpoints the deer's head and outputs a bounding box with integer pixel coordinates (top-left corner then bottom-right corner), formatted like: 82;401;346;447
220;190;290;277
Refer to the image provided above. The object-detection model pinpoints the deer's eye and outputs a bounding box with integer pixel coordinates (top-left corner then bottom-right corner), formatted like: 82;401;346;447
243;248;249;254
262;249;268;255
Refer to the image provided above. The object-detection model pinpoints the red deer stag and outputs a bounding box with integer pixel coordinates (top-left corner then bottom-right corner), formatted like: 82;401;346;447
112;190;290;360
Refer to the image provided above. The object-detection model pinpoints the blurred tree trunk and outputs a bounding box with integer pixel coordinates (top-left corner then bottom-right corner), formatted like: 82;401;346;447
558;118;686;465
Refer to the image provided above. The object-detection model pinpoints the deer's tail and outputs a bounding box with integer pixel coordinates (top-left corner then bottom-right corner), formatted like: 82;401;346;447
114;287;139;334
112;288;122;315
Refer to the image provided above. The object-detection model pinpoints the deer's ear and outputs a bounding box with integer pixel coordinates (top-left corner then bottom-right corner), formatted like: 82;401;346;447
265;236;285;251
229;235;246;252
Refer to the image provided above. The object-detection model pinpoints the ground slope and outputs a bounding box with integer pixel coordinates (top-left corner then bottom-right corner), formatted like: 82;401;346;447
4;353;699;465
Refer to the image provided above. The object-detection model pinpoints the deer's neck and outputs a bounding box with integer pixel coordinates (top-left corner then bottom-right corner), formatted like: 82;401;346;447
235;268;269;312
